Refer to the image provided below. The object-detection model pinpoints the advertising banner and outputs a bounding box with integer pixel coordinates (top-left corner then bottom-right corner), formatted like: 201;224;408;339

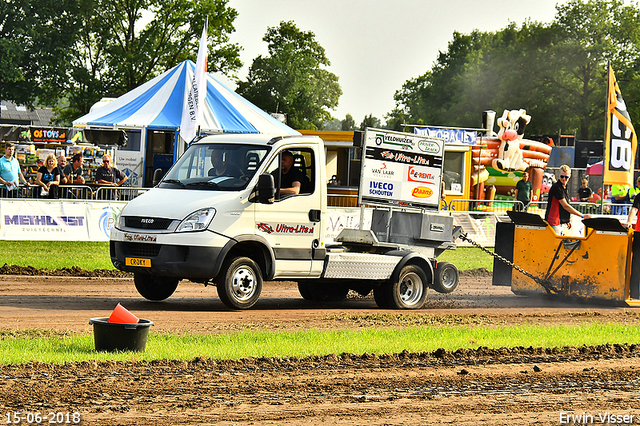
359;128;444;210
604;64;637;186
414;127;477;145
29;127;68;143
0;201;124;241
116;151;143;187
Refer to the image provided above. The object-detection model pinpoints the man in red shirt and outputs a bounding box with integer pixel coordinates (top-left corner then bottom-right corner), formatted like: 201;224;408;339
625;188;640;298
544;165;591;235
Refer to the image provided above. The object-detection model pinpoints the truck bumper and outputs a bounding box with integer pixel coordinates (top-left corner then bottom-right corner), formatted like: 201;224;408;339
110;240;224;279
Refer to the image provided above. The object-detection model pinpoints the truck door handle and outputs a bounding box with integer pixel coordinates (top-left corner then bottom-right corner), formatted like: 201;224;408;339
309;209;321;222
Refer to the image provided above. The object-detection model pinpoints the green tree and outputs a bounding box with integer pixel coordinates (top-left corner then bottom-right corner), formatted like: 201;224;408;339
546;0;640;139
322;118;341;131
359;114;380;130
389;0;640;140
341;113;356;131
388;30;495;130
236;21;342;130
54;0;242;124
0;0;85;109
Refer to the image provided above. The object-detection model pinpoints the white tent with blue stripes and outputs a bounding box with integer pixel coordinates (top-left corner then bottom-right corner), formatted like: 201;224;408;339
73;60;297;135
73;60;297;186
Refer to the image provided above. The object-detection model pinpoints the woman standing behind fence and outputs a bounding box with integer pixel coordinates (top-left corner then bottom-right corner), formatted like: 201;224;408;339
35;154;60;199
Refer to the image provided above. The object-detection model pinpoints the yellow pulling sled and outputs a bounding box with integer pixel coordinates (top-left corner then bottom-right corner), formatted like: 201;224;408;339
486;211;640;306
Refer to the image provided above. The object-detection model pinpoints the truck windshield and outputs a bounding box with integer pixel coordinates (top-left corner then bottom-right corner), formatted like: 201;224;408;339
158;143;269;191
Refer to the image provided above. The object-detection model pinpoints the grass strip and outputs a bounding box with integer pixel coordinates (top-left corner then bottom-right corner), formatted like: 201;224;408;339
437;246;494;271
0;241;114;270
0;322;638;365
0;241;494;272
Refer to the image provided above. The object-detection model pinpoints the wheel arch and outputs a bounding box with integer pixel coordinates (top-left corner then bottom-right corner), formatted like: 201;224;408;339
214;235;276;280
388;251;434;286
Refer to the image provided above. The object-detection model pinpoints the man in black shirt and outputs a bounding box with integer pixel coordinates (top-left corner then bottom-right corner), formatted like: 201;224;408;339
271;150;303;196
577;178;593;202
96;154;128;187
57;154;68;184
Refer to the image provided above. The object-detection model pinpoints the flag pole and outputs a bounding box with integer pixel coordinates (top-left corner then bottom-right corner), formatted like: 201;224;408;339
179;19;208;145
601;63;610;214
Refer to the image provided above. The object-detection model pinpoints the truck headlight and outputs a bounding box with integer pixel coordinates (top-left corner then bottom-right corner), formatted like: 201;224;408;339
176;208;216;232
115;213;124;230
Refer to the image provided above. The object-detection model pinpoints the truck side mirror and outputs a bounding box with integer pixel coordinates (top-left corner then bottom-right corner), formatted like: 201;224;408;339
152;168;165;186
251;174;275;204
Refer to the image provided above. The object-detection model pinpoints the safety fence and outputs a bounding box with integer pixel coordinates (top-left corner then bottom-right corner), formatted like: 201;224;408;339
0;185;148;202
325;192;628;216
444;199;625;216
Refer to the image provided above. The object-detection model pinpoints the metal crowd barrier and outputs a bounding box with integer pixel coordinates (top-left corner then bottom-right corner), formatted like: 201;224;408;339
92;187;149;201
444;199;629;217
1;184;633;217
327;193;359;207
444;199;527;213
0;184;148;201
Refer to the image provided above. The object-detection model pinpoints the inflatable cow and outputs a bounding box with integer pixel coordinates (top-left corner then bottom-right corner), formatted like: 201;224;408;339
492;109;531;172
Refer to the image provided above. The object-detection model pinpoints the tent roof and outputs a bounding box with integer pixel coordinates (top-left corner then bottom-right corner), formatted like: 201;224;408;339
586;160;603;176
72;60;298;136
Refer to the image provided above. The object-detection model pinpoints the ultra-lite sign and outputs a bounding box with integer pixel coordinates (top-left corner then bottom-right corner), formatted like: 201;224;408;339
359;128;444;210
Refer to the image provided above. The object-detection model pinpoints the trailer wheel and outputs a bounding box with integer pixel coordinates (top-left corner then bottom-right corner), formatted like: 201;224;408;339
433;262;459;294
298;281;349;302
216;257;262;310
378;264;428;309
134;273;178;301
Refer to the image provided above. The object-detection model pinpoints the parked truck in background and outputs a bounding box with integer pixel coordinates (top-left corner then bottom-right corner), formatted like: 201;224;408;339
110;129;460;310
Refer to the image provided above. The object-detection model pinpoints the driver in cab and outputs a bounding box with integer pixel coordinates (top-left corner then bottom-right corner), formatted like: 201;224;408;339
271;150;303;196
209;150;243;179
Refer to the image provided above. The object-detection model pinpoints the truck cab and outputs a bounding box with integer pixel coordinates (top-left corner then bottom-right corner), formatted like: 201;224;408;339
111;133;328;307
111;131;460;310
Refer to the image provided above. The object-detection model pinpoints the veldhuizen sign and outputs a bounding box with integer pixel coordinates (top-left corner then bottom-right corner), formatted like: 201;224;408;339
359;128;444;210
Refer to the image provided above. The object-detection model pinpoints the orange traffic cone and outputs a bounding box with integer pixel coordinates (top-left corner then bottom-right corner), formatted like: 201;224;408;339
107;303;140;324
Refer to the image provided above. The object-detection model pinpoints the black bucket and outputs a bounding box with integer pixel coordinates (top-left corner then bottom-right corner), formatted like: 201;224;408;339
89;317;153;352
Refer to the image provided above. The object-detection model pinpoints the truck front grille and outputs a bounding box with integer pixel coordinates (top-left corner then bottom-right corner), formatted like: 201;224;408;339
121;242;162;258
124;216;173;230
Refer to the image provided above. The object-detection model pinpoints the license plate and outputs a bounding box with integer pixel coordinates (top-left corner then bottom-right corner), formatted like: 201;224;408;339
125;257;151;267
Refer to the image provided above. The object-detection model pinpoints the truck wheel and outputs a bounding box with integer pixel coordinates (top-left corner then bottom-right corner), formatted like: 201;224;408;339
134;273;178;301
297;281;315;301
373;285;392;308
298;281;349;302
216;257;262;310
433;262;459;294
383;264;428;309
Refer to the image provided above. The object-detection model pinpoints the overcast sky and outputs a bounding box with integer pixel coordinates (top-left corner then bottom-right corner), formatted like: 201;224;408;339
217;0;563;125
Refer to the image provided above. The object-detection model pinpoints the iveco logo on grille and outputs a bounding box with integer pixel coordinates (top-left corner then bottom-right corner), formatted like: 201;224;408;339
141;218;155;224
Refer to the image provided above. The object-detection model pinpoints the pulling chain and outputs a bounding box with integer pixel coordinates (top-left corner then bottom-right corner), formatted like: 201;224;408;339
458;232;560;294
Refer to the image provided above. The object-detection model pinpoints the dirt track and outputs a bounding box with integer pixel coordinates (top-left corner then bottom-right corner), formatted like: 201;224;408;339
1;274;640;425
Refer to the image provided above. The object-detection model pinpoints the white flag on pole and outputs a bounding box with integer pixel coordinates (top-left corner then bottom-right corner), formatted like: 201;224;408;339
180;19;208;143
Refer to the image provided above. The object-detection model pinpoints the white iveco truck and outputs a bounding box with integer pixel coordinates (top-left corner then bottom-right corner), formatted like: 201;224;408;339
110;129;460;310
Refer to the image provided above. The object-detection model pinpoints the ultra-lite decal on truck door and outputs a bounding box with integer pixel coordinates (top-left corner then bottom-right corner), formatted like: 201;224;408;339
256;222;315;234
